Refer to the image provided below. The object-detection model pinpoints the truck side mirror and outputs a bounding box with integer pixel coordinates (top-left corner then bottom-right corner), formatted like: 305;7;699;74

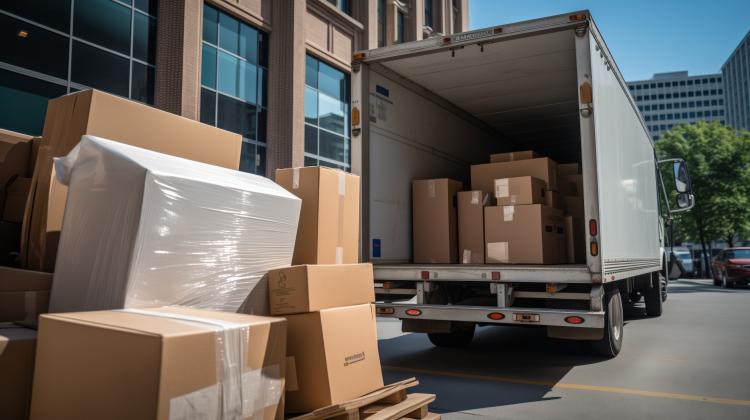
676;192;693;209
673;161;690;193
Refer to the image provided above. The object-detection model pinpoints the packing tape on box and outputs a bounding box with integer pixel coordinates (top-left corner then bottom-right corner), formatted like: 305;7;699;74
337;171;346;264
503;206;514;222
292;168;300;189
123;309;282;420
495;178;509;198
462;249;471;264
487;242;509;263
471;191;480;205
427;180;436;198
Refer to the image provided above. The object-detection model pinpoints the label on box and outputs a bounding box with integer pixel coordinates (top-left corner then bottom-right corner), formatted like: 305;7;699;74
503;206;514;221
487;242;509;263
495;179;509;198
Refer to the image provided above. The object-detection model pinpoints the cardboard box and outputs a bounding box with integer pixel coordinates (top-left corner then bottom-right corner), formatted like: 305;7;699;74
558;162;580;176
2;176;31;223
0;326;37;420
0;129;32;186
275;167;360;265
565;216;587;264
50;136;300;314
267;263;374;315
484;204;566;264
471;157;558;196
458;191;489;264
22;89;243;272
412;179;462;264
544;189;565;211
0;266;52;322
565;196;585;218
30;306;286;420
29;137;43;175
559;174;584;197
285;304;383;413
490;150;538;163
495;176;546;206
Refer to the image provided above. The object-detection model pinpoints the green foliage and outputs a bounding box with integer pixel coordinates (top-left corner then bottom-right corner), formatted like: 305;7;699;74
655;122;750;245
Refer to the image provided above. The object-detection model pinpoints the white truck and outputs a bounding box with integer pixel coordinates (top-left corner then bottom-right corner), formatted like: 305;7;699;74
348;11;693;357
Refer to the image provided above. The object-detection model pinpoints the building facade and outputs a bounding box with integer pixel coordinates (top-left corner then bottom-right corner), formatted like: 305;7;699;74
0;0;469;176
627;71;725;140
722;30;750;131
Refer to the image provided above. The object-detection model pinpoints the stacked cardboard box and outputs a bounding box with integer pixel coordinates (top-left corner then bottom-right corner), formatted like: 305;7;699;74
412;179;463;263
0;129;37;265
274;167;383;414
559;163;587;263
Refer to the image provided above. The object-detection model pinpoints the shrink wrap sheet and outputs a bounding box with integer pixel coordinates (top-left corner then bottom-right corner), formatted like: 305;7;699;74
49;136;301;313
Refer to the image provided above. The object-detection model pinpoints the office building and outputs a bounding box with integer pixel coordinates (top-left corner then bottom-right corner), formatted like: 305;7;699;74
627;71;725;140
722;30;750;131
0;0;468;176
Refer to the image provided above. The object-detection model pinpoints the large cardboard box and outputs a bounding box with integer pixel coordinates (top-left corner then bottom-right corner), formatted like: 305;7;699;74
490;150;538;163
558;162;581;176
0;266;52;322
565;216;587;264
458;191;489;264
471;157;558;196
559;174;584;197
267;263;374;315
412;179;462;264
50;136;300;314
565;195;585;218
21;89;243;272
0;326;37;420
544;189;565;210
275;167;360;265
30;307;286;420
2;176;31;223
484;204;566;264
285;304;383;413
0;128;32;187
494;176;546;206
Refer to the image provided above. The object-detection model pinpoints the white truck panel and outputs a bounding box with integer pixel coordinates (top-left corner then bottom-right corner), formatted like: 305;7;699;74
589;34;661;278
368;70;492;262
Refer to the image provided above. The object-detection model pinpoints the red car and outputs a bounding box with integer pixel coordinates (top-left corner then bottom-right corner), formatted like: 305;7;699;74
712;247;750;288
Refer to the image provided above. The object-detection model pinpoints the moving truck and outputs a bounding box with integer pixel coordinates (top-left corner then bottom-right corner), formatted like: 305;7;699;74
349;11;693;357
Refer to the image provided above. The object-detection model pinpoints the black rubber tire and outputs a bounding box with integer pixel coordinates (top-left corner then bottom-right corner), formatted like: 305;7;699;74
713;275;721;286
645;274;663;317
722;272;734;289
661;276;668;303
427;326;475;348
592;288;624;358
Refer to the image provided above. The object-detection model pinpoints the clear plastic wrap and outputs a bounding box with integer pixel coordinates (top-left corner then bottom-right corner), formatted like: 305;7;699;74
49;135;301;313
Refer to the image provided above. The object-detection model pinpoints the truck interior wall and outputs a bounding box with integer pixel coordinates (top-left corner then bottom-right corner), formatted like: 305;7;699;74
588;32;661;272
367;69;495;263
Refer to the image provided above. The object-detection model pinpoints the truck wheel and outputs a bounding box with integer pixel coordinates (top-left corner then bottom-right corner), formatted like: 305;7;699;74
427;326;475;348
592;288;623;358
645;273;663;317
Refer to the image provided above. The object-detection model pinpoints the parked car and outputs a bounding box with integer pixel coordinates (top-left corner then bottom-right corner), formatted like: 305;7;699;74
712;248;750;288
673;247;694;277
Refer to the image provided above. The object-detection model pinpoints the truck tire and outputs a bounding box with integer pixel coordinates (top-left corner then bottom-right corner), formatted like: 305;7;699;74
427;326;475;348
592;288;623;357
645;273;663;317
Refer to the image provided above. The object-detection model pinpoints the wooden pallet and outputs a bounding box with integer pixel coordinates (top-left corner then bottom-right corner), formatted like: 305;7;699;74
288;378;439;420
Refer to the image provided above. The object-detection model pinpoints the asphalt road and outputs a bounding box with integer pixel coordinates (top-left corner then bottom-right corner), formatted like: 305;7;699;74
376;279;750;419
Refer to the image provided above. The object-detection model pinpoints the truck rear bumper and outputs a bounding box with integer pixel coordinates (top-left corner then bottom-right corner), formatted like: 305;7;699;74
375;303;605;329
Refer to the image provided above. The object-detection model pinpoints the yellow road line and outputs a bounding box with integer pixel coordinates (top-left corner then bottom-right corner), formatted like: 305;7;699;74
382;365;750;407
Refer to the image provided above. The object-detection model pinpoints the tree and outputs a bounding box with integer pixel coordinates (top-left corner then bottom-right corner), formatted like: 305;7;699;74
655;122;750;276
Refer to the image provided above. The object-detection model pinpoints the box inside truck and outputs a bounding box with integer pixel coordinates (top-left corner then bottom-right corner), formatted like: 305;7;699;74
365;27;583;263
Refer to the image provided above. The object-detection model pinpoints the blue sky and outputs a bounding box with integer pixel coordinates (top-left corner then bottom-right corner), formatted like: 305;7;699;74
468;0;750;81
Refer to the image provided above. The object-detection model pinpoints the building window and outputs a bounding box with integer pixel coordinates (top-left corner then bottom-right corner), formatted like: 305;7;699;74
452;0;460;32
424;0;434;28
396;10;405;43
377;0;386;47
0;0;158;135
326;0;351;15
304;54;350;170
200;4;268;175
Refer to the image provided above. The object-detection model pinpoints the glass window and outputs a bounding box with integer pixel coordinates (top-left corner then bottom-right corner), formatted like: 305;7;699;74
666;93;672;99
682;113;687;118
304;54;350;170
134;0;158;16
0;68;67;135
710;89;717;95
74;0;132;55
377;0;386;47
666;103;672;109
0;13;69;79
696;91;702;97
687;80;693;86
710;78;716;83
657;82;663;88
425;0;434;28
200;4;268;175
133;11;157;64
396;10;405;43
0;0;72;32
71;41;130;97
718;89;723;94
650;83;656;89
131;61;155;104
326;0;352;15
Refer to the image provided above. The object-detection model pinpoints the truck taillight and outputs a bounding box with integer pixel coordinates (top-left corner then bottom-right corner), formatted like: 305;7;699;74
589;219;598;236
565;316;585;325
590;241;599;256
405;309;422;316
420;271;429;280
487;312;505;320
